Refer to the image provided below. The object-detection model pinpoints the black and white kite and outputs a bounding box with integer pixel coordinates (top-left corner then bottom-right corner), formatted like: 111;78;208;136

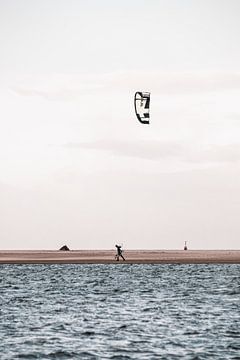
134;91;150;124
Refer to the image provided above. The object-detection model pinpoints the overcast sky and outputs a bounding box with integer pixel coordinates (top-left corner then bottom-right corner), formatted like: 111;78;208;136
1;0;240;250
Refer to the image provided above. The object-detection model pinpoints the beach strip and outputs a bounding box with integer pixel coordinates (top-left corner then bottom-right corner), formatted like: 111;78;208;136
0;250;240;264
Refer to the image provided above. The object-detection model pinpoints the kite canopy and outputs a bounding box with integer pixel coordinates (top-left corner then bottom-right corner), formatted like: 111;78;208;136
134;91;150;124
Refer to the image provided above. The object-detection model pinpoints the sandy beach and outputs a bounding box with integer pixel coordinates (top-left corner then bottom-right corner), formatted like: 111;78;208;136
0;250;240;264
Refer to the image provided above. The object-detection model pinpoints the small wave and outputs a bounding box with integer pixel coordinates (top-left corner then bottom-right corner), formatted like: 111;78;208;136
81;330;96;336
45;350;80;359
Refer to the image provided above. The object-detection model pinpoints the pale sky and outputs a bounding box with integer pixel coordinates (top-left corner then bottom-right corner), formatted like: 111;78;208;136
1;0;240;250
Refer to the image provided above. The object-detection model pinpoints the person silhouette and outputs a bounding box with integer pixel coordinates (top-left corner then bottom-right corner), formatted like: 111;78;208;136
115;244;125;261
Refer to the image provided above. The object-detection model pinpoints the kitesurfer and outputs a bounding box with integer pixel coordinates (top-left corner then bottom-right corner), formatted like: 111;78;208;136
115;244;125;261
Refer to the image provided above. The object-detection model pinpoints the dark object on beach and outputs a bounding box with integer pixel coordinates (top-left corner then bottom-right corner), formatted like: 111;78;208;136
59;245;70;251
115;244;125;261
184;241;188;251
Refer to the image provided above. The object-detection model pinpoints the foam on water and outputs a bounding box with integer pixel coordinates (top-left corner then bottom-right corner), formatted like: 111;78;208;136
0;264;239;359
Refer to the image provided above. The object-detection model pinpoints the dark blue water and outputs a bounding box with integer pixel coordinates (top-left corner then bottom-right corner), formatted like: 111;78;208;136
0;264;239;359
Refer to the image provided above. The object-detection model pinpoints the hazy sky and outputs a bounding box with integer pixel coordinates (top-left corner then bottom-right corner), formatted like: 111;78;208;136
1;0;240;250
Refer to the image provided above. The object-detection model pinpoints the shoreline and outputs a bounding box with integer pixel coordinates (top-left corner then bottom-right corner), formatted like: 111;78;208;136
0;250;240;264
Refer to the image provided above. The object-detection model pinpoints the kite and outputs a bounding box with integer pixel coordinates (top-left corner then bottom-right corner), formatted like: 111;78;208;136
134;91;150;124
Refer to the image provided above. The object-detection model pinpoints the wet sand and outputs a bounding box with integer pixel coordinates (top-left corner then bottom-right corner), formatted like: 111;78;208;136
0;250;240;264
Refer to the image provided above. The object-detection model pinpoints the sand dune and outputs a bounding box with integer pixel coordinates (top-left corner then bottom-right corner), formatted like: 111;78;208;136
0;250;239;264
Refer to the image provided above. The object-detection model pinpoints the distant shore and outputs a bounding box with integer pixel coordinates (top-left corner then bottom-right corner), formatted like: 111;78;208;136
0;250;240;264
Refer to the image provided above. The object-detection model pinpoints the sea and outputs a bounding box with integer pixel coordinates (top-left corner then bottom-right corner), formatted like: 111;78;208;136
0;264;239;359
